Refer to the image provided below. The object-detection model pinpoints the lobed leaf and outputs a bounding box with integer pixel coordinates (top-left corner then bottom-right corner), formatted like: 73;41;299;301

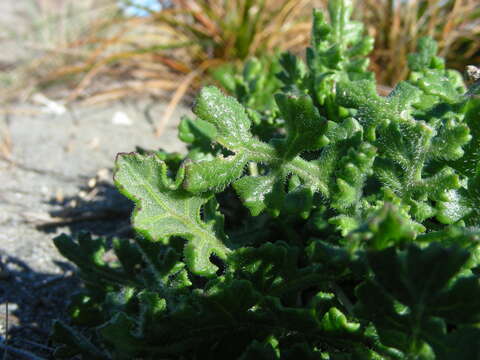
356;243;480;357
275;93;329;159
194;86;253;148
114;152;230;276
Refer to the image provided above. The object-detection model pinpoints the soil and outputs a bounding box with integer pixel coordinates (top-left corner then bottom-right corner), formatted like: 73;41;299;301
0;99;188;358
0;4;189;358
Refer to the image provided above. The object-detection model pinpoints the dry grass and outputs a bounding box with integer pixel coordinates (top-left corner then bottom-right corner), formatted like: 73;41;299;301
2;0;479;133
1;0;319;134
22;0;318;133
355;0;480;86
0;0;119;102
15;0;478;95
53;0;315;90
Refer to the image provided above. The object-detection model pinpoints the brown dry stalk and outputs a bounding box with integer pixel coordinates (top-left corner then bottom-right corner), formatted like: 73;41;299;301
155;59;223;136
0;114;12;159
357;0;480;85
0;135;12;160
4;0;478;117
13;0;312;107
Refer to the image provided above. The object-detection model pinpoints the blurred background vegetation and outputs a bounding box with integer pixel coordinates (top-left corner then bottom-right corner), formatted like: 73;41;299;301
1;0;479;116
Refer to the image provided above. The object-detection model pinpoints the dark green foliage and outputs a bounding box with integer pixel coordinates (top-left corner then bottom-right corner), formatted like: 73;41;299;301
52;0;480;358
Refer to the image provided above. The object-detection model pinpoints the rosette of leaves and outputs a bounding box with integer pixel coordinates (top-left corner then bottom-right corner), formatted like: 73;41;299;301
52;0;480;358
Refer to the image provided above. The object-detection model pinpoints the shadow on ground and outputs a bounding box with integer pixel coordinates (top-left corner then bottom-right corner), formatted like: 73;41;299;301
39;179;134;239
1;179;136;359
0;254;79;359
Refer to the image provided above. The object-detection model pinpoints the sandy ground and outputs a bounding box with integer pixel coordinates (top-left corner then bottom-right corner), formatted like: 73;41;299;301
1;98;188;358
0;100;188;357
0;2;188;357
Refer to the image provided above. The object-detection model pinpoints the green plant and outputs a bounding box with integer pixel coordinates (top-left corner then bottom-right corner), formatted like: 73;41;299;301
52;0;480;358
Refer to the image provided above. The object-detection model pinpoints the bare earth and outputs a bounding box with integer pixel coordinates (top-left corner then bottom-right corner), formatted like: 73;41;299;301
1;100;188;357
0;3;189;357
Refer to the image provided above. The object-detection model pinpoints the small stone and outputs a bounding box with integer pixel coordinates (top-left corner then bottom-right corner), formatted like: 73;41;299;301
112;111;133;126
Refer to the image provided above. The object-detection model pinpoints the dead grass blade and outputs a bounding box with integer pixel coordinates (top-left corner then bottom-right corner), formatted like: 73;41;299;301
356;0;480;86
4;0;478;117
11;0;314;107
155;59;223;136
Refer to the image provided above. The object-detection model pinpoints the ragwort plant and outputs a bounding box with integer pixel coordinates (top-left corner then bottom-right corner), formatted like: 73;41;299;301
52;0;480;358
